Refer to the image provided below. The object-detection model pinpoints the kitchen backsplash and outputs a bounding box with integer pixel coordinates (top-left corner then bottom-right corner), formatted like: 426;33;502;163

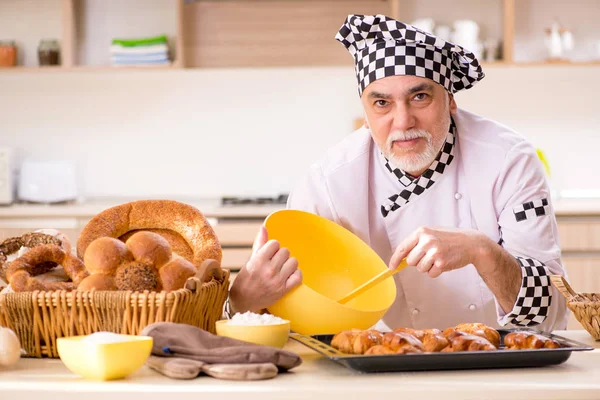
0;65;598;199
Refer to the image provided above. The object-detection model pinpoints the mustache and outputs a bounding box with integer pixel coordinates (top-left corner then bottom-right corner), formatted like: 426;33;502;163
387;129;431;143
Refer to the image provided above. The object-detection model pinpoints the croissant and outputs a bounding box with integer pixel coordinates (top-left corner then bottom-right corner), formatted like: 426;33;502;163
442;333;497;352
393;327;425;340
393;327;448;352
330;329;362;354
421;329;450;352
443;323;501;348
503;332;560;350
364;345;398;355
381;332;424;354
330;329;382;354
355;330;383;354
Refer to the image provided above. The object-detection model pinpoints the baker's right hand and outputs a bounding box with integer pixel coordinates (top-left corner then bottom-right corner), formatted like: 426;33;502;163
228;225;302;314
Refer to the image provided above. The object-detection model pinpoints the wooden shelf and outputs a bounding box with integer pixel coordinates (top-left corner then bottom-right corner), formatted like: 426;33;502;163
1;64;179;72
2;0;600;72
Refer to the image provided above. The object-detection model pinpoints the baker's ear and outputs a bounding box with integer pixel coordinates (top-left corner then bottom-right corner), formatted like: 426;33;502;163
448;94;458;115
364;116;370;129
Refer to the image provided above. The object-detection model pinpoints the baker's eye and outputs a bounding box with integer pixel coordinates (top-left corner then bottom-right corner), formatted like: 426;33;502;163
413;93;428;101
375;100;389;107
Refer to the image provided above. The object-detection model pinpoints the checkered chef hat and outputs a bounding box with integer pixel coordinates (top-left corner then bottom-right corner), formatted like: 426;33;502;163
335;14;485;96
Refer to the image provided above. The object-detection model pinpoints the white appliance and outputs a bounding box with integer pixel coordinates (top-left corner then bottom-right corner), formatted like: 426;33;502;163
17;159;79;203
0;147;14;205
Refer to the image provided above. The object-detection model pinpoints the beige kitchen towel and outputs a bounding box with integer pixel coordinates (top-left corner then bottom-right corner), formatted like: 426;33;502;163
146;356;278;381
141;322;302;370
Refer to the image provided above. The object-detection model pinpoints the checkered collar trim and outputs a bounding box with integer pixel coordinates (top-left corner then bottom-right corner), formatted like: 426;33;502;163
381;120;456;218
334;14;485;96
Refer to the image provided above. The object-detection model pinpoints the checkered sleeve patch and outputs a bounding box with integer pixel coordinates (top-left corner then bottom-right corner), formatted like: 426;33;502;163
500;257;552;327
513;198;549;222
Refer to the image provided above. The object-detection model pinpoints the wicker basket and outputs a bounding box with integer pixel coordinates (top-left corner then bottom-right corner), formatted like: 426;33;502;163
550;274;600;340
0;271;229;358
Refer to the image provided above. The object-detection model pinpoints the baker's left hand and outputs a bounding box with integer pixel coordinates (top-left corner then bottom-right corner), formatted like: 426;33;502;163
389;226;490;278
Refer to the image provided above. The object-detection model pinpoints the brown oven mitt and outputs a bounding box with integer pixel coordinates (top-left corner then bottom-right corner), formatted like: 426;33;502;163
146;356;278;380
140;322;302;380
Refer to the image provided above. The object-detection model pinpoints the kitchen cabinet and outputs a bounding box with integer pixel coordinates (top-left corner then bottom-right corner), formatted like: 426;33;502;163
2;0;599;71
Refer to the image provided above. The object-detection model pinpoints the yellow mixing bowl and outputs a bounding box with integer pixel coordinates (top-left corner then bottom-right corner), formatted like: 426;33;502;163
265;209;396;335
215;319;290;348
57;334;153;381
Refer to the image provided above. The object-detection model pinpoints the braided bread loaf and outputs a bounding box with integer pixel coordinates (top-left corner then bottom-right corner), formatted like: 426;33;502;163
76;200;222;268
78;231;200;292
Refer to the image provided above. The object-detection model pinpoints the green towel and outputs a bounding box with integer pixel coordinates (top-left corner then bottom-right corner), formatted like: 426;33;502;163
111;35;168;47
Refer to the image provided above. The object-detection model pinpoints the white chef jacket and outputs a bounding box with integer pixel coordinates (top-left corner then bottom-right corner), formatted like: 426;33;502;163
286;108;568;332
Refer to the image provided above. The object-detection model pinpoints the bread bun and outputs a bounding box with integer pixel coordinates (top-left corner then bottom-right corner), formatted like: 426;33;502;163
125;231;172;269
119;229;194;262
115;261;160;291
76;200;221;267
84;237;133;276
77;274;117;291
159;257;197;292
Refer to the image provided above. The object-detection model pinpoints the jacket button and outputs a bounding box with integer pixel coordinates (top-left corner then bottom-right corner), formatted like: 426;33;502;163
469;304;477;311
411;308;420;316
454;192;462;200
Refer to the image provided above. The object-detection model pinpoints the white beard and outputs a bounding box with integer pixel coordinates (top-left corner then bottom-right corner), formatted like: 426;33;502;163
383;129;438;174
382;114;451;175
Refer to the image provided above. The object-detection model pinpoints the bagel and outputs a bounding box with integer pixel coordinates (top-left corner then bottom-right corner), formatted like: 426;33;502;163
6;244;88;292
76;200;222;268
0;231;69;282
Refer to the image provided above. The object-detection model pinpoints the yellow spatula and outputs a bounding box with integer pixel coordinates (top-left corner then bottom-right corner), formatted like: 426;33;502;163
337;259;408;305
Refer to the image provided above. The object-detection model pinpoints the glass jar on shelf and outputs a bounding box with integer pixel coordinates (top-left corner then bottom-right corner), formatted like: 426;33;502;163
38;39;60;66
0;40;17;67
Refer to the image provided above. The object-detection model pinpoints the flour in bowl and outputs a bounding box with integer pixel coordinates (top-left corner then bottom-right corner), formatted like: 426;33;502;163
228;311;287;325
81;332;132;344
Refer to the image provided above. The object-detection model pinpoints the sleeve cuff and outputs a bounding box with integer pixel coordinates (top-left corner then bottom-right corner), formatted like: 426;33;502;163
222;297;232;320
496;256;553;327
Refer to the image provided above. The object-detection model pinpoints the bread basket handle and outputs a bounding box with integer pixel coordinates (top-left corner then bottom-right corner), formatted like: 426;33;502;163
550;274;579;301
185;259;225;292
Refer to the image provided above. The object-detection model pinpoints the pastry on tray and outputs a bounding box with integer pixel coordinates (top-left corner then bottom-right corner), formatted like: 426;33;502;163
503;331;560;350
329;323;560;354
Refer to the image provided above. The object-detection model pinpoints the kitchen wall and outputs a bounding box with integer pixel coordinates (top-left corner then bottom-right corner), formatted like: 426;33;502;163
0;64;599;199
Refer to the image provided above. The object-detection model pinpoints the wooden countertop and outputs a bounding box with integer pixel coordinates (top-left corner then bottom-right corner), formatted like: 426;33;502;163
1;197;600;219
1;330;599;400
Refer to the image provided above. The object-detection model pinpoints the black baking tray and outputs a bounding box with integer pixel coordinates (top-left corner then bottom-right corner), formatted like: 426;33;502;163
291;329;594;373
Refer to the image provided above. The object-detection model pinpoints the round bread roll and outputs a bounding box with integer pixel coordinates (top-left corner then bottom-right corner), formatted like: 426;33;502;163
77;274;117;291
159;257;197;292
119;229;194;262
76;200;221;268
84;237;133;276
115;261;160;292
125;231;172;269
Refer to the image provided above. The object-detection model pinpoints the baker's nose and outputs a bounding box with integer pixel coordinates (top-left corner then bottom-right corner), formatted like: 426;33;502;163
391;104;416;132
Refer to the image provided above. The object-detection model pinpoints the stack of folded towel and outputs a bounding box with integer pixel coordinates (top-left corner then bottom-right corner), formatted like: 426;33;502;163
110;35;171;66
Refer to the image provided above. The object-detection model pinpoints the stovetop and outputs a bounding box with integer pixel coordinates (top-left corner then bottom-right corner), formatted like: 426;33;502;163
221;193;289;206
